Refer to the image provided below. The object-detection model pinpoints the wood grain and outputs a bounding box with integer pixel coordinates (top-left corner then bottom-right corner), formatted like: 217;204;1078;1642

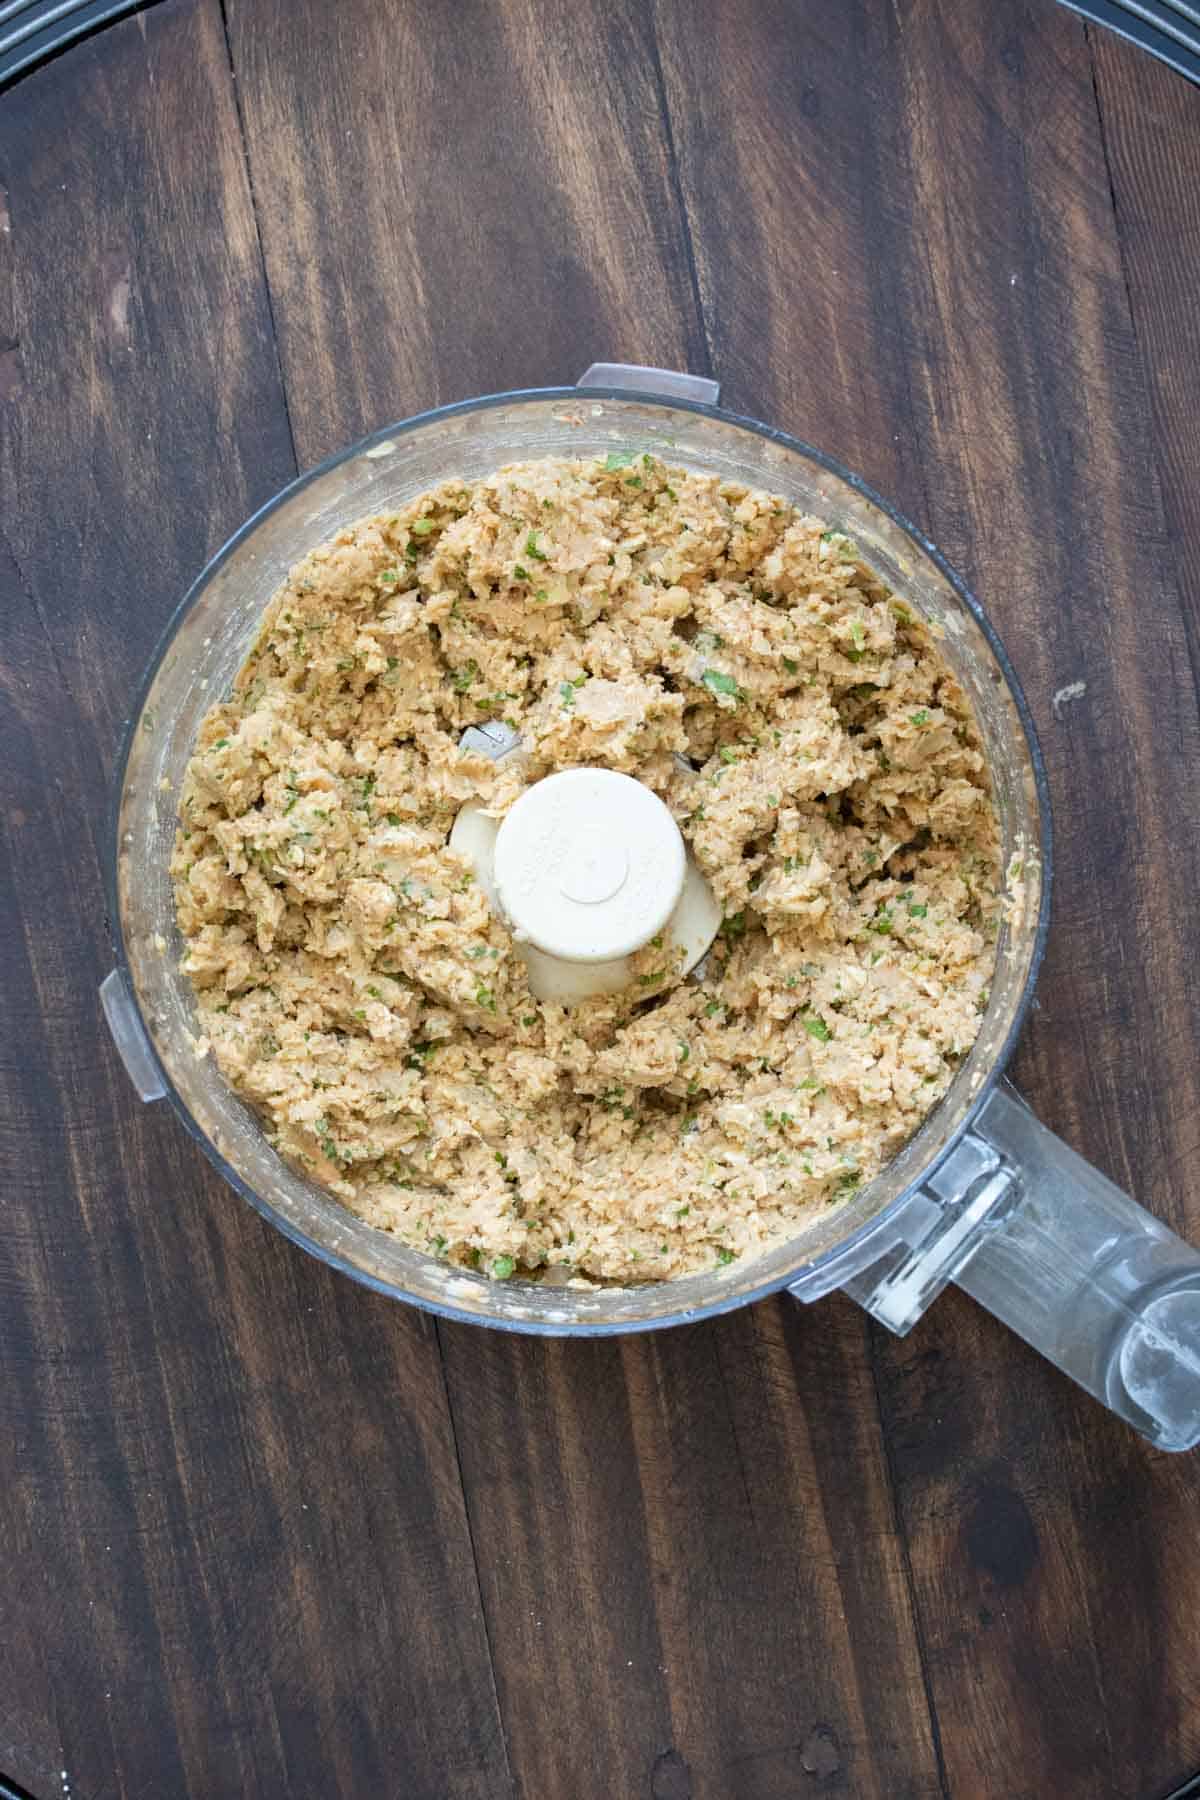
439;1300;944;1800
1091;24;1200;737
0;5;509;1797
3;0;1200;1796
221;0;709;461
654;0;1200;1793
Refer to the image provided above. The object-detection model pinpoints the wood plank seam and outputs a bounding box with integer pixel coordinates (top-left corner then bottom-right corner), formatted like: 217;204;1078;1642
862;1324;953;1800
644;1;716;383
214;0;299;474
1085;17;1200;721
432;1319;519;1800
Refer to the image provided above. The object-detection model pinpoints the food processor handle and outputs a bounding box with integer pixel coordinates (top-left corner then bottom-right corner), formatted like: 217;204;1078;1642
829;1080;1200;1452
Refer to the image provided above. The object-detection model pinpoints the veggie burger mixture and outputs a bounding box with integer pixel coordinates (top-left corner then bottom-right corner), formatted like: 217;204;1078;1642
171;453;1001;1284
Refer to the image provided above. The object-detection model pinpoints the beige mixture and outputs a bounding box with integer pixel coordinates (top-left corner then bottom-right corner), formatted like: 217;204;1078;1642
171;453;1001;1283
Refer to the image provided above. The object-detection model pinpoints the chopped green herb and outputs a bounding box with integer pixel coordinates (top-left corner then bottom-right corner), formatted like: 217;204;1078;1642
716;1247;737;1266
821;529;858;560
910;709;931;726
719;911;747;942
524;531;548;562
783;657;800;674
702;668;742;701
907;901;928;918
491;1255;516;1279
704;1000;723;1017
409;517;436;536
802;1014;832;1042
475;985;496;1012
605;450;636;470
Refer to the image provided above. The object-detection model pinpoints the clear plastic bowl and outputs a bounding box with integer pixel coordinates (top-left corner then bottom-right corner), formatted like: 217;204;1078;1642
105;380;1049;1334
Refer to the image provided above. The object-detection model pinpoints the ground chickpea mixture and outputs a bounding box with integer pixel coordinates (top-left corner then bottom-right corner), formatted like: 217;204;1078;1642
171;453;1001;1283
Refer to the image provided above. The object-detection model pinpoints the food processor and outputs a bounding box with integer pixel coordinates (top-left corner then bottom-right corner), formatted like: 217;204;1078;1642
101;363;1200;1451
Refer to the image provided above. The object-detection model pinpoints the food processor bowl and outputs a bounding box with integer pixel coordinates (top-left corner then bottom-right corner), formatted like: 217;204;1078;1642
101;364;1200;1451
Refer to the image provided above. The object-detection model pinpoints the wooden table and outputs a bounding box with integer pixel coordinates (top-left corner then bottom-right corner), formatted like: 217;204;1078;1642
3;2;1200;1795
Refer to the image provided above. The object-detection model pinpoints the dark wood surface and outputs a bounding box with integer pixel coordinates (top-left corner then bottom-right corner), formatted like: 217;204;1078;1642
2;1;1199;1795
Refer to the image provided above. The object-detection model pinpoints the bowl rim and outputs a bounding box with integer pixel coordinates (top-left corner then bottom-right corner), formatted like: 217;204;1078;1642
106;380;1054;1334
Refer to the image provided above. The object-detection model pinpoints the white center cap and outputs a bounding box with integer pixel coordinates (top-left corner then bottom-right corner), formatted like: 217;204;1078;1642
493;766;686;964
558;826;629;905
